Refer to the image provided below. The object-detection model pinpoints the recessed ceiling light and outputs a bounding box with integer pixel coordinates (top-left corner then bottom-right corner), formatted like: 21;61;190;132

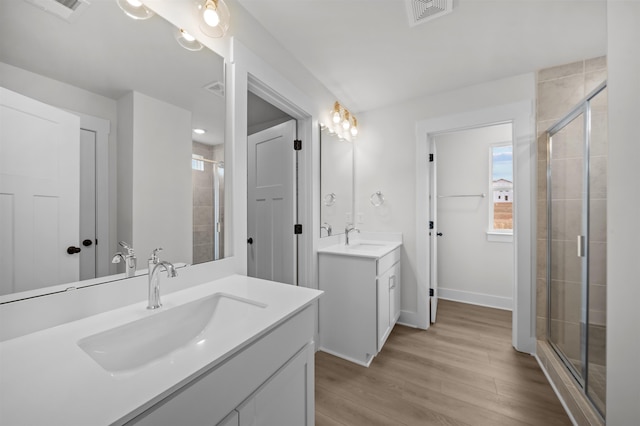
193;128;206;134
116;0;154;20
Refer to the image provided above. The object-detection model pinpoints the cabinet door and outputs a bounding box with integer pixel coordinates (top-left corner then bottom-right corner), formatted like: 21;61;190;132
377;268;391;351
238;343;314;426
390;263;401;324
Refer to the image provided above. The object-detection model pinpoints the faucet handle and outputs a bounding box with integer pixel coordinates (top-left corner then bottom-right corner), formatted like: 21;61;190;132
150;248;163;264
119;241;135;256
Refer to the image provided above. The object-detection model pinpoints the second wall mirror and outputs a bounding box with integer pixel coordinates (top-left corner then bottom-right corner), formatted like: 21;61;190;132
320;126;353;237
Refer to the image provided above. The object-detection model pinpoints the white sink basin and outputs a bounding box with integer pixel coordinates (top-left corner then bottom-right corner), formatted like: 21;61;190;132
78;293;267;374
346;242;386;251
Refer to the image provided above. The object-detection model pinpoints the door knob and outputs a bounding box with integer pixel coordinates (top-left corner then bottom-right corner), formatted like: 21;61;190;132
66;246;81;254
247;237;254;245
82;239;93;247
436;232;443;237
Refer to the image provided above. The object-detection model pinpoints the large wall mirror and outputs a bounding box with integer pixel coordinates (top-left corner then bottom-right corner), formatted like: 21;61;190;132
0;0;226;301
320;126;353;237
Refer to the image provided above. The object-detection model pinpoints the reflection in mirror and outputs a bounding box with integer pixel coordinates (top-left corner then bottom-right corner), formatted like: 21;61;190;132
320;126;353;237
0;0;226;301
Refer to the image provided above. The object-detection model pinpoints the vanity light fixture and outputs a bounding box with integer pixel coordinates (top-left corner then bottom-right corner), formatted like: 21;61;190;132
115;0;154;20
175;28;203;51
196;0;230;38
328;101;359;140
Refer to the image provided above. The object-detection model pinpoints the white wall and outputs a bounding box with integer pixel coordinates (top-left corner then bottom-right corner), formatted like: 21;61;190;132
434;124;514;309
147;0;349;291
117;92;193;265
130;92;193;265
356;73;535;321
606;1;640;424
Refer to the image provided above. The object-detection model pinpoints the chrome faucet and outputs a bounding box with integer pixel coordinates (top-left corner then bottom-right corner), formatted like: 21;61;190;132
321;222;333;237
147;248;177;310
345;224;360;245
111;241;137;278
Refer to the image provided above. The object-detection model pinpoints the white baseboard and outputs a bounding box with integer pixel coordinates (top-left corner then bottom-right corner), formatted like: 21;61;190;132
398;310;419;328
317;347;373;368
438;288;512;311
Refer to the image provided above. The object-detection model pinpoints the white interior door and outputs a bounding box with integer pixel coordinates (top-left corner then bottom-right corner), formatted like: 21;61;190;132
79;128;96;280
429;138;439;323
247;119;297;285
0;87;80;295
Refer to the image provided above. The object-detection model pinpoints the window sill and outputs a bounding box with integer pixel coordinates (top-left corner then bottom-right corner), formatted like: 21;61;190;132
486;231;513;243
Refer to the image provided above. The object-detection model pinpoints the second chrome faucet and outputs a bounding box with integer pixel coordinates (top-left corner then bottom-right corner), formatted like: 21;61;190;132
147;248;177;310
345;224;360;245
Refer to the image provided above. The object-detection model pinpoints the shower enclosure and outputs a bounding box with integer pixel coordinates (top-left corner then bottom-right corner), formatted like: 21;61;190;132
546;81;607;418
192;144;225;264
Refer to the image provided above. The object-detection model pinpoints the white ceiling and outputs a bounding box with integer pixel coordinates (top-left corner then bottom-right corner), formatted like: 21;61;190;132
237;0;608;113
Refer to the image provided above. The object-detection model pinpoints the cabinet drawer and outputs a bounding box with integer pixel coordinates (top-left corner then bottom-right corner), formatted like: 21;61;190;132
377;247;400;276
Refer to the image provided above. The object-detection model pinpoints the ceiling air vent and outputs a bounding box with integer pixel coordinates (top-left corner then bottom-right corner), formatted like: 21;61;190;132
405;0;453;27
24;0;90;22
203;81;225;98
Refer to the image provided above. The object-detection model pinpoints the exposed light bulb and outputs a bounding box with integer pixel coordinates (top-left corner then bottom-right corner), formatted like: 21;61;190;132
126;0;143;7
350;117;358;137
180;29;196;42
203;3;221;27
342;111;350;130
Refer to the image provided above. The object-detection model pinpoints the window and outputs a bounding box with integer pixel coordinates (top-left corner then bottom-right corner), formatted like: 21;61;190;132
490;144;513;233
192;154;205;171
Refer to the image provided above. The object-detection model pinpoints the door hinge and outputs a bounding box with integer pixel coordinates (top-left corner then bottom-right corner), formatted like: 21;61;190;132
294;139;302;151
429;288;434;297
294;224;303;234
429;221;434;230
429;153;434;162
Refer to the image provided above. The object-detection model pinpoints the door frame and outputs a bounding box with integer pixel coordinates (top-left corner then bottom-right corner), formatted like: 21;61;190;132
74;112;111;278
247;82;310;286
230;38;315;289
415;100;535;354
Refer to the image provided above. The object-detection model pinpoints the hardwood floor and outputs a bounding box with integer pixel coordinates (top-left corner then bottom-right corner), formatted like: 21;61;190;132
315;299;571;426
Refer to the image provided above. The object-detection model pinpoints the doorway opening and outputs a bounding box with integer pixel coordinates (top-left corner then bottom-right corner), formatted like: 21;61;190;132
246;90;298;284
415;101;534;353
429;123;515;324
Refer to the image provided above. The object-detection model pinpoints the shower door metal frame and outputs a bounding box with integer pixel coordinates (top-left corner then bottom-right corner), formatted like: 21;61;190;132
546;80;607;416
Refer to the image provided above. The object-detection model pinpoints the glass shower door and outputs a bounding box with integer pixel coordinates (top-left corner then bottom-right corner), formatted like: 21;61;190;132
547;82;607;418
548;111;587;383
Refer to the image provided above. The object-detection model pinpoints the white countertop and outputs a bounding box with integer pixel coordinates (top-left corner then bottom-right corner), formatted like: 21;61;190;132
0;275;322;426
317;240;402;259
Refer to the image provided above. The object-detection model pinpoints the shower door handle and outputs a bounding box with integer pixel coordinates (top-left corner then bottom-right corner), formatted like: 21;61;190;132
577;235;585;257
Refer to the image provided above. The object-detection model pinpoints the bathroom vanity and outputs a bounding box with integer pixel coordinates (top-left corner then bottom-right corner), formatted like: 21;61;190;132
318;239;402;366
0;275;322;426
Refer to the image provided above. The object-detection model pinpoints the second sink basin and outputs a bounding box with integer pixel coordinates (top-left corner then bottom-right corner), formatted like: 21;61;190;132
346;242;386;251
78;293;267;374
